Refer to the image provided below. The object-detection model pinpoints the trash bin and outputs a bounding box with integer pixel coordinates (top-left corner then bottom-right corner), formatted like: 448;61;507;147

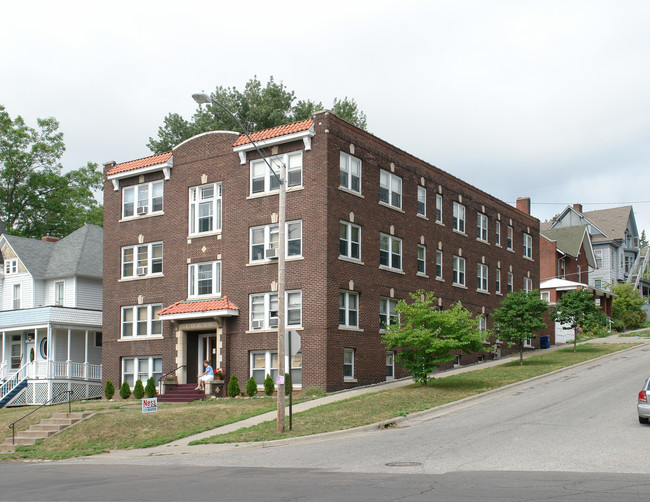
540;335;550;349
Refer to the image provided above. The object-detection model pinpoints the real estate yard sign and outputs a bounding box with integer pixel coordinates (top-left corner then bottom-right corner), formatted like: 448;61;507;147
142;397;157;413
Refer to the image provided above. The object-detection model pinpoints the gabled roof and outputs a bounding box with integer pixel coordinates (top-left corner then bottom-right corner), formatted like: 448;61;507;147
582;206;635;241
541;225;596;267
1;225;103;280
232;119;314;147
106;152;172;176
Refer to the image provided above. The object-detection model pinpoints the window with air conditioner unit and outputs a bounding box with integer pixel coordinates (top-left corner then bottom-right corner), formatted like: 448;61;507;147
137;266;148;276
249;290;302;330
265;247;279;259
121;242;163;279
252;320;264;330
250;221;302;263
137;205;148;215
122;181;163;219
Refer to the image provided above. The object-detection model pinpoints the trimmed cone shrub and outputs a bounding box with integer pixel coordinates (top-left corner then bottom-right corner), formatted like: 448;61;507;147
227;374;240;398
104;380;115;400
246;376;258;397
145;377;157;398
264;374;274;396
133;379;145;399
284;372;291;396
119;381;131;399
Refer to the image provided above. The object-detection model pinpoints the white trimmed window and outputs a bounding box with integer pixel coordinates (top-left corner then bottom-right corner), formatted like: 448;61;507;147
523;233;533;259
121;304;162;338
250;221;302;262
417;186;426;216
380;298;399;329
339;221;361;261
479;315;487;332
477;213;488;241
386;352;395;379
477;263;488;292
595;249;603;268
250;351;302;388
496;268;501;294
188;261;221;297
122;181;163;219
13;284;20;310
540;291;550;302
122;242;163;278
380;234;402;271
379;170;402;209
340;152;361;193
249;290;302;330
343;348;355;380
453;202;466;233
453;256;466;286
495;221;501;246
251;152;302;195
4;259;18;275
507;226;513;250
436;194;443;223
507;272;514;292
417;245;426;275
436;250;443;279
122;356;162;387
339;291;359;328
54;281;64;306
524;277;533;292
189;183;222;235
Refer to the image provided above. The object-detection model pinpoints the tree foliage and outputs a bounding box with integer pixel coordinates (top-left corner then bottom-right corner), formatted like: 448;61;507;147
552;289;602;352
227;374;240;398
144;377;157;398
119;381;131;400
264;374;274;396
147;76;368;154
246;376;258;398
492;290;548;365
611;282;647;330
381;291;487;385
133;379;145;399
0;105;103;238
104;380;115;400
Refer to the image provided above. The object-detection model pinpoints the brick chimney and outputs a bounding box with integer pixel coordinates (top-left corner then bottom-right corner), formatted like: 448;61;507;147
573;203;583;213
516;197;531;215
41;236;59;243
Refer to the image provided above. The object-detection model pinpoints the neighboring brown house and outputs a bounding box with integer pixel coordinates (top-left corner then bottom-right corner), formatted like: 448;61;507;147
102;111;540;393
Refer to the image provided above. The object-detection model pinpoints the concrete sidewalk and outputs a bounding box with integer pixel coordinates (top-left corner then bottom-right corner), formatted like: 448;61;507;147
68;332;649;462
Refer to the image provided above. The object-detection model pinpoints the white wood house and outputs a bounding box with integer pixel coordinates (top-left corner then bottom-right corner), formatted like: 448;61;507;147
0;224;103;407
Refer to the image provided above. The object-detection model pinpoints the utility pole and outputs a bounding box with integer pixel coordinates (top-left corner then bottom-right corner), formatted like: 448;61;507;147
276;159;286;433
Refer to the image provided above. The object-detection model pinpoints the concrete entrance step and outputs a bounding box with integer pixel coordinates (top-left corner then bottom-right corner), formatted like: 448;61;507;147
0;412;94;452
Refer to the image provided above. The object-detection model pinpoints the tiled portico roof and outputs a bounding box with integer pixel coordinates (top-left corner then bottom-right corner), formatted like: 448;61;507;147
106;152;172;176
232;119;313;147
158;297;239;317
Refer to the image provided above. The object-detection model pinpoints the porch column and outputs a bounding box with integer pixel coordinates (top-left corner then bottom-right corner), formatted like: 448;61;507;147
84;330;89;380
67;328;72;378
1;331;4;371
47;326;52;380
34;329;39;378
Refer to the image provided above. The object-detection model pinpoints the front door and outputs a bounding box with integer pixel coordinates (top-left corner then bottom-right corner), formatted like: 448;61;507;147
25;338;35;377
198;333;218;373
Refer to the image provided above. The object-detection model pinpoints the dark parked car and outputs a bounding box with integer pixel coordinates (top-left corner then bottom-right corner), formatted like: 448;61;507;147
638;377;650;424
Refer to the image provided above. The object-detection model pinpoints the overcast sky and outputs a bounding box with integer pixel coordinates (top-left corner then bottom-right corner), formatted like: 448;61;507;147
2;0;649;234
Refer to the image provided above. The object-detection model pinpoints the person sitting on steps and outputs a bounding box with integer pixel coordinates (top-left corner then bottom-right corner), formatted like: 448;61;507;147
196;360;214;391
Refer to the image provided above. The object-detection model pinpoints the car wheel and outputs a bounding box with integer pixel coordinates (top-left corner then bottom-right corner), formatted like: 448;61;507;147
639;416;649;424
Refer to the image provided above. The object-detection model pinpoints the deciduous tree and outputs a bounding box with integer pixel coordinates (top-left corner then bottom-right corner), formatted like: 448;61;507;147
611;282;647;330
552;289;602;352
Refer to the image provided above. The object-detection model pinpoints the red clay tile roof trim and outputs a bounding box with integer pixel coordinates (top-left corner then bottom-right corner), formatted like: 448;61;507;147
232;119;314;147
158;297;239;316
107;152;172;176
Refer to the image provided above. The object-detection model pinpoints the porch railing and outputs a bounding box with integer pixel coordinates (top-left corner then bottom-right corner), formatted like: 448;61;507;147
30;361;102;381
0;363;29;402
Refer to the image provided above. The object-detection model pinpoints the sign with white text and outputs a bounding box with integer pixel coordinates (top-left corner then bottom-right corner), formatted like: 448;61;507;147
142;397;158;413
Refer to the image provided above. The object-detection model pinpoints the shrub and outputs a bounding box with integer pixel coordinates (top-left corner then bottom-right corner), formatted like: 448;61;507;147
104;380;115;400
246;377;258;397
264;374;274;396
284;372;291;396
119;381;131;400
145;377;157;398
133;379;145;399
227;374;240;398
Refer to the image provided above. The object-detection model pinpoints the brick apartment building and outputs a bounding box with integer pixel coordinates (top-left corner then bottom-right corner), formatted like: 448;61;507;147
102;111;540;393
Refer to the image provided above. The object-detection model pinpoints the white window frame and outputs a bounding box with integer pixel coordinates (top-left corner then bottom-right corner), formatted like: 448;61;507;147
496;268;501;294
453;202;466;233
250;220;302;263
54;281;64;306
122;181;164;219
188;261;221;297
540;291;550;302
122;356;162;387
523;232;533;259
417;245;426;276
495;221;501;246
250;351;302;388
379;298;399;330
386;351;395;380
477;263;488;292
379;169;402;209
453;256;466;286
436;250;443;279
524;277;533;293
121;242;163;279
250;151;302;195
121;304;163;339
507;226;513;250
339;221;361;261
477;213;488;242
189;182;222;236
594;249;603;269
4;259;18;275
417;186;426;217
339;152;362;194
339;291;359;328
13;284;21;310
249;290;302;330
379;233;402;272
343;348;355;380
507;272;514;292
435;194;443;223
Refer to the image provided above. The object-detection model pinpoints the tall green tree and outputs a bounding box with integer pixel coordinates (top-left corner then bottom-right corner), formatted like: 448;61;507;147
381;291;487;385
492;290;548;365
147;76;368;154
552;289;602;352
611;282;647;330
0;106;103;238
